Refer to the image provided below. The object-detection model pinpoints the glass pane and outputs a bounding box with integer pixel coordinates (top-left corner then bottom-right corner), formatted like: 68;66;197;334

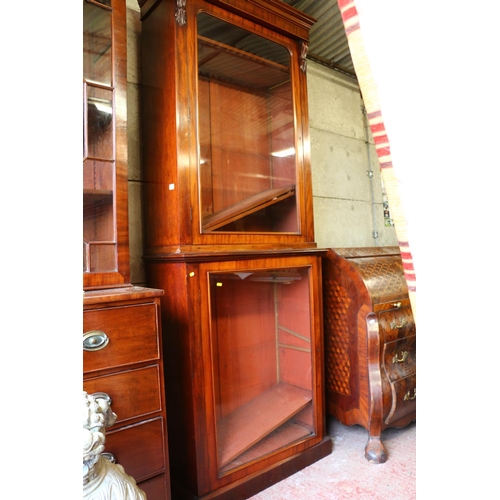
85;85;114;160
83;158;114;191
209;267;314;475
197;13;298;234
83;1;112;85
86;243;117;273
83;159;116;272
83;0;117;277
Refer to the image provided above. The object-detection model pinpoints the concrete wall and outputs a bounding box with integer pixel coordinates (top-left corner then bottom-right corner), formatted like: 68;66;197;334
125;1;397;285
307;61;397;250
126;0;146;285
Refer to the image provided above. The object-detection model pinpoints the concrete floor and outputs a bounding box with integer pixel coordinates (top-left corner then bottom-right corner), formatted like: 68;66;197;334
249;416;416;500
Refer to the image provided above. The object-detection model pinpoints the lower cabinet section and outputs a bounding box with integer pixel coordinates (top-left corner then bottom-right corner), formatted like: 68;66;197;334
322;247;416;464
146;251;332;499
83;286;171;499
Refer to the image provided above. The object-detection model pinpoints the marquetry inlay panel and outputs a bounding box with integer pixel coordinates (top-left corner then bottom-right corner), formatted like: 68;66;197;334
322;277;351;395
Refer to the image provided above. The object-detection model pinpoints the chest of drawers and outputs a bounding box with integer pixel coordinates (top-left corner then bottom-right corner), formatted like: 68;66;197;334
322;247;416;463
83;286;171;498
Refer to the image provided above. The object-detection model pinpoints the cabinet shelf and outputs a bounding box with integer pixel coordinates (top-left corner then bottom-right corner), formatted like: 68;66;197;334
198;35;289;91
220;419;312;474
203;184;295;231
83;189;114;220
217;382;312;468
84;188;113;200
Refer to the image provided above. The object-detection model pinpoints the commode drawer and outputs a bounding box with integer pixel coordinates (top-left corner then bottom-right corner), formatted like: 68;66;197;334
383;335;416;383
377;307;415;342
105;417;166;482
385;373;416;426
83;303;160;373
83;365;162;426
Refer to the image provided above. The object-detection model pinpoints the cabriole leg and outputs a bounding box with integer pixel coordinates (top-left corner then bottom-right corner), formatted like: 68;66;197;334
364;435;387;464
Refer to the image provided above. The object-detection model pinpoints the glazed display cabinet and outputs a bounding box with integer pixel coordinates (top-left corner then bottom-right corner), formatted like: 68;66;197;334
83;1;171;496
138;0;332;498
83;0;130;290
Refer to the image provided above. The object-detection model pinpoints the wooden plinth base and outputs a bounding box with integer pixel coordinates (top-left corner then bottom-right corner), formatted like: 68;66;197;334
171;436;333;500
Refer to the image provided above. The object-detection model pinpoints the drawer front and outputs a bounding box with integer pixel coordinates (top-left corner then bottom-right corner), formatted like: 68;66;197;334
385;373;416;425
83;303;159;373
84;365;162;425
105;417;166;482
383;335;416;383
138;474;169;500
377;306;415;342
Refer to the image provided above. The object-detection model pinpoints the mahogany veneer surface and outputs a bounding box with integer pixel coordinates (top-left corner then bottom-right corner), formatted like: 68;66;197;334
83;287;171;498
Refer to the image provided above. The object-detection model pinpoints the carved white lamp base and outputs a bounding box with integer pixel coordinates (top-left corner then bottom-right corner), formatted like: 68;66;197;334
83;456;146;500
83;391;146;499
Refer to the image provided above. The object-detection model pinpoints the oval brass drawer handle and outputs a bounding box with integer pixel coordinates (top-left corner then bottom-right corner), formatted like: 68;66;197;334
390;318;408;329
83;330;109;351
392;351;409;364
404;388;416;401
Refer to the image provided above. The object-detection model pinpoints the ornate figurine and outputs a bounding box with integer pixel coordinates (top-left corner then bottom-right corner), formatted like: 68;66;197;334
83;392;147;499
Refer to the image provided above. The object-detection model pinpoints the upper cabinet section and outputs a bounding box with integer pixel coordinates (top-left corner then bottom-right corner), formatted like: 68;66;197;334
139;0;316;254
83;0;130;290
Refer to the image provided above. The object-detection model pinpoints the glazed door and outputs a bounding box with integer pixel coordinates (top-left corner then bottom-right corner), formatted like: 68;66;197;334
83;0;130;289
200;257;322;479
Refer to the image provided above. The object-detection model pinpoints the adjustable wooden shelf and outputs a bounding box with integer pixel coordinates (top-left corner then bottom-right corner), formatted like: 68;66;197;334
203;184;295;231
218;383;312;467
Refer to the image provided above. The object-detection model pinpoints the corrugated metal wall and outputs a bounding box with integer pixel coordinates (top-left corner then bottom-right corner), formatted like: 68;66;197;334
282;0;355;77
